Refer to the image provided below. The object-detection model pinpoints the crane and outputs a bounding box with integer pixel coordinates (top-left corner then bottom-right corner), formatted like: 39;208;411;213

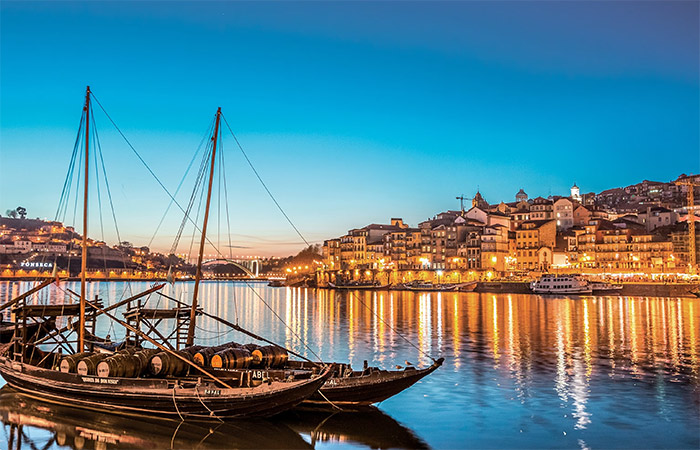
674;177;699;273
456;194;472;212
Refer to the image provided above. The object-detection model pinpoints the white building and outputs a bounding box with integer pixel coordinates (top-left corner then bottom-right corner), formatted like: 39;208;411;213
553;198;574;230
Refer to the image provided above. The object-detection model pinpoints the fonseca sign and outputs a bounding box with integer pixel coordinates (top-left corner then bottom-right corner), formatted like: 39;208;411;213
19;262;53;269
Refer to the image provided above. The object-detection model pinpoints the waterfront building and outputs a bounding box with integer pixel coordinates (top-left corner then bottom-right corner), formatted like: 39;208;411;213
553;197;575;230
669;222;700;271
529;197;554;221
573;205;592;226
637;206;678;231
480;224;510;272
515;220;556;271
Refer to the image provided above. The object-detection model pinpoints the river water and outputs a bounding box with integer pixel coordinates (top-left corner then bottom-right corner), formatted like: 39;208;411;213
1;280;698;449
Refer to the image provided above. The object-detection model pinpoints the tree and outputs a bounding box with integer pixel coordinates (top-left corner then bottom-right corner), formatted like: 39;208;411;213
5;209;17;218
15;206;26;219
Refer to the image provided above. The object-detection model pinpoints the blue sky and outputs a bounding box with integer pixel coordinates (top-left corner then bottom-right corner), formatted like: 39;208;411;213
1;1;698;256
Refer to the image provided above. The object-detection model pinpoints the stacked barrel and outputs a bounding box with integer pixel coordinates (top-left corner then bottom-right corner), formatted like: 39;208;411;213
57;341;289;378
193;342;288;370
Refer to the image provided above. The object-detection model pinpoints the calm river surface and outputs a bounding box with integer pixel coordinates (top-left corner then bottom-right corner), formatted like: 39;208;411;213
1;280;698;449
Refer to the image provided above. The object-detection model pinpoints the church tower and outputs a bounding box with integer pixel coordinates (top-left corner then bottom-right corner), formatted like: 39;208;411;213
571;183;581;202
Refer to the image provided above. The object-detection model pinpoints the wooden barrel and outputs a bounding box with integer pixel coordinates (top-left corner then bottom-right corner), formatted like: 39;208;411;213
182;345;205;356
59;352;91;373
211;348;252;369
149;350;192;377
243;343;260;352
97;353;144;378
193;342;240;366
251;346;288;368
133;348;160;371
117;347;139;356
77;353;109;375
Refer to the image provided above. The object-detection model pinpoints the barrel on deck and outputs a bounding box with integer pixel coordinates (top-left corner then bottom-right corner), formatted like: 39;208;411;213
193;342;241;366
251;346;288;368
211;348;253;369
133;348;160;370
97;352;148;378
58;352;91;373
149;350;192;377
77;353;109;375
182;345;205;356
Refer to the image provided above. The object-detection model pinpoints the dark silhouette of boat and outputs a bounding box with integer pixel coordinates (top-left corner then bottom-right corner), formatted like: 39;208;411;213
394;280;474;292
280;404;430;449
305;357;444;405
0;385;312;449
327;281;391;290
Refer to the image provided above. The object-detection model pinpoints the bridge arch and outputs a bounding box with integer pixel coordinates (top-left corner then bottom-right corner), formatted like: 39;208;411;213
201;259;259;277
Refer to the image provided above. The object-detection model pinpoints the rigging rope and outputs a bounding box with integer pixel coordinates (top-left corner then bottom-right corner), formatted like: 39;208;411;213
221;112;438;364
221;114;311;247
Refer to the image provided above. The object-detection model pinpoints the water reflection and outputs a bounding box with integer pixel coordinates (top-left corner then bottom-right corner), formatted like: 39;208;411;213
0;386;309;449
0;386;427;450
1;281;699;448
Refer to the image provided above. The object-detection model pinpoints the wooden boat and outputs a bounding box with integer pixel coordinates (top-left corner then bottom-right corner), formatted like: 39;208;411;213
400;281;471;292
0;385;311;449
589;281;624;294
327;281;391;290
0;88;331;419
307;357;444;405
158;293;445;405
458;281;478;292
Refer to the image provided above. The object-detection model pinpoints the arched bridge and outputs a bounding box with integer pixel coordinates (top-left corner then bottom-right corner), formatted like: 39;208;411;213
201;258;261;277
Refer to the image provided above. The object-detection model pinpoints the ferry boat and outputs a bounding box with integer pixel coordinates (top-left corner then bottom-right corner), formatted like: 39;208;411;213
530;274;592;295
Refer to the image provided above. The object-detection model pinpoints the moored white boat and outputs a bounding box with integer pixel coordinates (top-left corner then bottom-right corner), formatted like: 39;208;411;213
530;274;592;295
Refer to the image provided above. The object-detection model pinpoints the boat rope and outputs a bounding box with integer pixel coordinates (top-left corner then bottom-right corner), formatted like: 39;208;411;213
194;385;224;422
348;291;438;364
90;93;217;249
222;112;439;365
317;390;344;411
231;282;326;364
221;114;311;247
156;291;319;365
170;420;185;450
171;387;184;421
148;122;212;249
55;108;85;221
82;297;235;389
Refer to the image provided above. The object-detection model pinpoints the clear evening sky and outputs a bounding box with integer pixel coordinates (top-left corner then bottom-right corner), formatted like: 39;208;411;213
1;1;698;257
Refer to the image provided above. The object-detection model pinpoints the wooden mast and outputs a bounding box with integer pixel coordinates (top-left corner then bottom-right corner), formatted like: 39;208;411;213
79;85;91;353
186;107;221;347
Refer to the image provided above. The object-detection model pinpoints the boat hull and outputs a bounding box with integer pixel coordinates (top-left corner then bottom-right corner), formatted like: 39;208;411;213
309;358;444;405
327;283;390;291
0;356;331;419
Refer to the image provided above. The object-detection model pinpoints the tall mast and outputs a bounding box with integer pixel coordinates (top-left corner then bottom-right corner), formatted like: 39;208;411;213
186;107;221;347
79;85;91;352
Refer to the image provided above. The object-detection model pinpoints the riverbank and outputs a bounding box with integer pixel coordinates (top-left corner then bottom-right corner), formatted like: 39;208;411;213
474;281;699;298
1;278;697;298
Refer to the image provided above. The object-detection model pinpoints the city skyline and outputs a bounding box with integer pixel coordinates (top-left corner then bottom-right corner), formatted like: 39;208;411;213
1;1;698;256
